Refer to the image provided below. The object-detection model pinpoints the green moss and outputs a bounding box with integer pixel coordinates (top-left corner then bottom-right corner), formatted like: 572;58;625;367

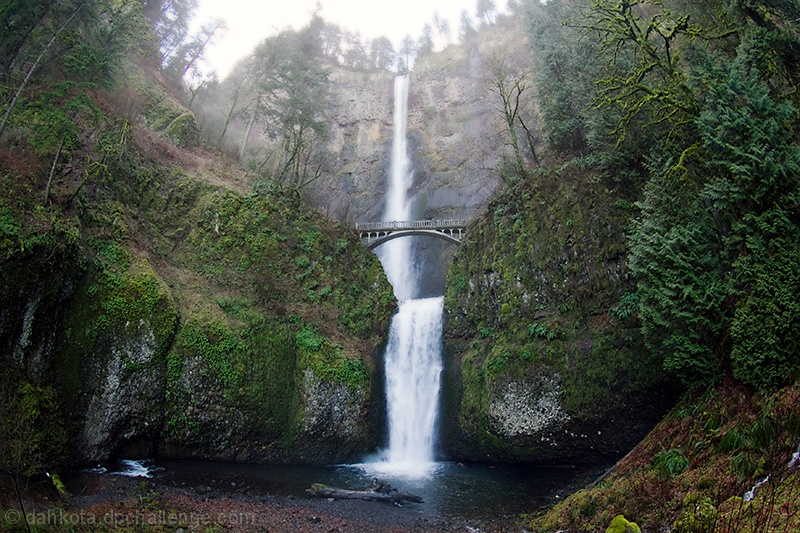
165;112;198;148
673;493;717;533
296;324;369;390
606;514;642;533
444;164;669;456
0;371;68;477
62;241;177;359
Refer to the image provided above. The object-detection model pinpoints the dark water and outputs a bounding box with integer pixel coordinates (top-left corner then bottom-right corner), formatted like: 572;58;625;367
105;459;593;521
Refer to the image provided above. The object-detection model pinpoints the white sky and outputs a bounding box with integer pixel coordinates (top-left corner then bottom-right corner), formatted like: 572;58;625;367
192;0;505;77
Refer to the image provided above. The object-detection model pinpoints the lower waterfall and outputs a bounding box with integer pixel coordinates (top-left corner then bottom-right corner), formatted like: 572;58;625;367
382;297;443;471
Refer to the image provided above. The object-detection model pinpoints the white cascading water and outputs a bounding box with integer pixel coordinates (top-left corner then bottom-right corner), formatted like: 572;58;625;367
373;75;444;476
383;297;443;469
377;74;416;299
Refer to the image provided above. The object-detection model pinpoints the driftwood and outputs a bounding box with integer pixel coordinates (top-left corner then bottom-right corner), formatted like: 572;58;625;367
306;478;423;504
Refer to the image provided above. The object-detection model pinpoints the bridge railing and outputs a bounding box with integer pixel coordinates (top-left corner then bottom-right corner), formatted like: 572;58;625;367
355;219;469;232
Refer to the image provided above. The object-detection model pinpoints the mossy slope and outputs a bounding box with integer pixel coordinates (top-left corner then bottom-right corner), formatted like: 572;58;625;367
442;164;675;463
529;379;800;532
0;55;394;467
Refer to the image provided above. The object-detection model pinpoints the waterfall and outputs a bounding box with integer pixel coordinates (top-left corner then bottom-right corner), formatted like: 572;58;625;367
383;296;443;468
371;75;444;476
377;74;416;300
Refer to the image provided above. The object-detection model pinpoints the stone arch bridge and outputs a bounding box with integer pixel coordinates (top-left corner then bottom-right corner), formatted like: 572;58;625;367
355;219;468;250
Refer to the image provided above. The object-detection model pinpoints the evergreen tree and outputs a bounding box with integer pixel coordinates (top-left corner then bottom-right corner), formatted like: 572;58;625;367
459;9;476;42
247;20;331;190
476;0;497;26
417;23;434;59
368;36;394;71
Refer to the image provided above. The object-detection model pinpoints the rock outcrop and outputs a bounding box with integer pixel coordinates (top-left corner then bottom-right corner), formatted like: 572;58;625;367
0;68;395;466
442;165;678;464
282;23;531;227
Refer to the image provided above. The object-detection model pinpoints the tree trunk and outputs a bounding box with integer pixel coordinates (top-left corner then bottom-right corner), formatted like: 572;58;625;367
0;3;85;140
11;476;32;533
306;481;423;504
517;115;539;166
239;111;255;158
44;133;65;205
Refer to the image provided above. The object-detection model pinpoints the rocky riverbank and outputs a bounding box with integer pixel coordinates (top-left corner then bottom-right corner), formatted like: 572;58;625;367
2;472;526;533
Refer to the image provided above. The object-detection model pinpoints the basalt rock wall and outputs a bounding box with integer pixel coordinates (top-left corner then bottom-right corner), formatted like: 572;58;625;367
441;165;678;465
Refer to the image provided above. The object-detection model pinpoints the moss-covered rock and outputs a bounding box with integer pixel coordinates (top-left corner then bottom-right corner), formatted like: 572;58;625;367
54;241;178;462
607;514;642;533
157;189;394;463
165;112;199;148
442;164;676;463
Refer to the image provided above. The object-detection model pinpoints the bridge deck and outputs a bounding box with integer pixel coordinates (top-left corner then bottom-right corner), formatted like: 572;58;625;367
355;219;469;232
356;219;468;249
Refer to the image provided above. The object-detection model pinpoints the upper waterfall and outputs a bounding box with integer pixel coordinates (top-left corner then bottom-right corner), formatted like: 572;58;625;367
377;74;417;300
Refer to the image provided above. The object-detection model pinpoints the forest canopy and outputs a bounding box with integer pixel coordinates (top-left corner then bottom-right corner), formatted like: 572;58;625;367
524;0;800;390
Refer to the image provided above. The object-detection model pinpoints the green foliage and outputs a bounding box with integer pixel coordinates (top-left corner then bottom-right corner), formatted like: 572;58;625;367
629;179;728;386
628;33;800;389
452;273;467;295
0;208;59;260
673;493;717;533
334;358;368;386
730;239;800;389
16;82;106;175
653;448;690;477
296;325;325;352
526;321;562;341
0;371;67;478
611;292;638;320
49;472;68;497
718;427;747;454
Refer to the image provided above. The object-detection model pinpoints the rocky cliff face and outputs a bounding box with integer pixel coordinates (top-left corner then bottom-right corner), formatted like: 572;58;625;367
442;165;677;464
305;22;527;296
0;58;395;468
307;23;531;226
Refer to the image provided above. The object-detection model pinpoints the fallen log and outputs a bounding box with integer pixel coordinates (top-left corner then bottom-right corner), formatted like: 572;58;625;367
306;479;423;504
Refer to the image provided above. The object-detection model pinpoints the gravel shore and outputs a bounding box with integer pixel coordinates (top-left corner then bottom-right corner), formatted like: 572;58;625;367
30;472;528;533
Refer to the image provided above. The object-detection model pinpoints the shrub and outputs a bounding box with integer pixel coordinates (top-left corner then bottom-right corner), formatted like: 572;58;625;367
653;448;690;477
730;243;800;389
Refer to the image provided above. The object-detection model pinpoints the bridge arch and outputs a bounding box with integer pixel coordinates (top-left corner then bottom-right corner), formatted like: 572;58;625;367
364;229;462;250
356;219;468;250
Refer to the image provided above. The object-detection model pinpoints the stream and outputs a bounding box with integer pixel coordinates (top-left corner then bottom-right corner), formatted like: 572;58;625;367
93;458;593;521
